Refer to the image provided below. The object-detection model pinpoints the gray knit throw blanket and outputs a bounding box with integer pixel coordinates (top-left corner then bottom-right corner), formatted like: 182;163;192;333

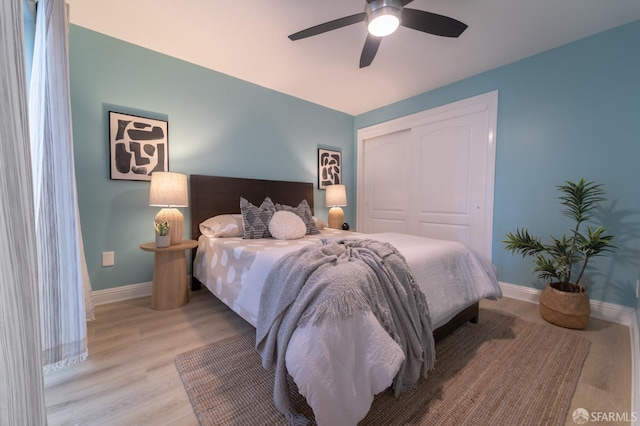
255;238;435;425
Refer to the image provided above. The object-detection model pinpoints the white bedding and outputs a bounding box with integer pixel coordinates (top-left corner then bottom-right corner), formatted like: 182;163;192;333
193;228;350;325
193;231;502;425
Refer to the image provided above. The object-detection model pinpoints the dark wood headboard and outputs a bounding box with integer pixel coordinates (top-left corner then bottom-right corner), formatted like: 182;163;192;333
189;175;315;242
189;175;314;290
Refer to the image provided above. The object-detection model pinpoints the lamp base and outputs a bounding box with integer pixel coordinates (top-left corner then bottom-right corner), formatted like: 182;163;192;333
155;208;183;245
328;207;344;230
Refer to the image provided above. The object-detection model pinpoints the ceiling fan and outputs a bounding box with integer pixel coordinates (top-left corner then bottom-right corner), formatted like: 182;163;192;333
288;0;468;68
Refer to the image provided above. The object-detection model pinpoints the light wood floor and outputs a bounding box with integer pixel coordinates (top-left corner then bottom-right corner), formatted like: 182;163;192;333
482;297;632;426
44;291;632;426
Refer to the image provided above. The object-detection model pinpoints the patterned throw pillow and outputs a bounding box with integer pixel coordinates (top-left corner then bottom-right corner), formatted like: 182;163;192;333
275;199;320;235
240;197;276;239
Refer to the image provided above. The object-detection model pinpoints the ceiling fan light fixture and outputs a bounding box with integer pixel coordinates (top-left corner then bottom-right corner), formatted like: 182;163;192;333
288;0;468;68
367;13;400;37
366;0;402;37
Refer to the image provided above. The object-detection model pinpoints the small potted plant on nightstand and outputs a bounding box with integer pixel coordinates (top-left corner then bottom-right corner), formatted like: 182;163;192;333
503;179;617;329
154;221;170;248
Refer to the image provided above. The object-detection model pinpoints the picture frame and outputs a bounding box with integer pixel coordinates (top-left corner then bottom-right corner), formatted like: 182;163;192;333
318;148;342;189
109;111;169;181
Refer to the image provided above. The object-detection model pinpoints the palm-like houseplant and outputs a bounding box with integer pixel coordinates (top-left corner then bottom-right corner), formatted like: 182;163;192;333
503;179;616;328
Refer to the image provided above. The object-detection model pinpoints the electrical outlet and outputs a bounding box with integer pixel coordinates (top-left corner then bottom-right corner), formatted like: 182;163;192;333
102;251;115;267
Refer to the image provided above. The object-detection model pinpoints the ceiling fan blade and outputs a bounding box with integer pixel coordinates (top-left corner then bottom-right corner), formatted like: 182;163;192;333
401;8;468;38
359;35;382;68
288;13;366;41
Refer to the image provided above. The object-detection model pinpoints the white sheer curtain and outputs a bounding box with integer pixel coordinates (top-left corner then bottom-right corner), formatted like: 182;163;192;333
29;0;95;372
0;0;47;424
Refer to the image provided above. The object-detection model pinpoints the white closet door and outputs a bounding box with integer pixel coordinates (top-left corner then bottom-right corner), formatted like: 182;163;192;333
412;109;489;251
357;91;497;259
361;130;412;233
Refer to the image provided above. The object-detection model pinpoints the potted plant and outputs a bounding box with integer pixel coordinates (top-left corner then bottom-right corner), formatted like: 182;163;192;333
154;221;170;248
503;179;616;329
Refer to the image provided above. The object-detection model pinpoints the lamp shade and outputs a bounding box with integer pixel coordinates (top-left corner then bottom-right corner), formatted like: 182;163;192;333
149;172;188;207
326;184;347;207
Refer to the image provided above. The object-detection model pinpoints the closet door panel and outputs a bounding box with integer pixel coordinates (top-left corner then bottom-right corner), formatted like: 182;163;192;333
417;126;471;215
362;130;411;233
416;222;470;243
412;115;483;247
357;91;497;259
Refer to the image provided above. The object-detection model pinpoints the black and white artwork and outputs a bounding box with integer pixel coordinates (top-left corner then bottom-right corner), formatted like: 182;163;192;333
109;111;168;181
318;148;342;189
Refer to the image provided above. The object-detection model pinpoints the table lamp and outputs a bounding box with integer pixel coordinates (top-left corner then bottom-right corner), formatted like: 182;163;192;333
326;184;347;229
149;172;188;245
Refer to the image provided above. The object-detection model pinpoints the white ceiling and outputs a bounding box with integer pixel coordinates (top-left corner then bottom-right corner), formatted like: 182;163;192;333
66;0;640;116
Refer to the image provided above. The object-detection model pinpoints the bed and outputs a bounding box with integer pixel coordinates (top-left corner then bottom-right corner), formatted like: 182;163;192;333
189;174;501;425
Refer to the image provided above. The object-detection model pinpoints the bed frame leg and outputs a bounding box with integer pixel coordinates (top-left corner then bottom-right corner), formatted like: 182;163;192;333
190;247;202;291
469;303;479;324
433;302;480;343
191;277;202;291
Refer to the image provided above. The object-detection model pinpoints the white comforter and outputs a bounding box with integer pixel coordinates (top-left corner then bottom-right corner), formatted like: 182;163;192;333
231;232;501;425
238;233;501;425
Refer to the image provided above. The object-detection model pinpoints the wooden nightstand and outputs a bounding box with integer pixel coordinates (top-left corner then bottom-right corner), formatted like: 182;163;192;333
140;239;199;310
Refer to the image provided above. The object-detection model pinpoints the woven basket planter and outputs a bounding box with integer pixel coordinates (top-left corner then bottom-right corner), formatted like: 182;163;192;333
539;283;590;330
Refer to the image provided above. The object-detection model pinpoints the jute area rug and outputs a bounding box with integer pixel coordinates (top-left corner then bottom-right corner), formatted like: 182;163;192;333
175;310;590;426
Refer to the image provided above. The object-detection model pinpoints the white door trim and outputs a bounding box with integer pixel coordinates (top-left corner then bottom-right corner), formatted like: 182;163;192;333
356;91;498;259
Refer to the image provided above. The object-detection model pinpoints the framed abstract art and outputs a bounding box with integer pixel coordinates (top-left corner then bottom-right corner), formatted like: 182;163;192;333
109;111;169;181
318;148;342;189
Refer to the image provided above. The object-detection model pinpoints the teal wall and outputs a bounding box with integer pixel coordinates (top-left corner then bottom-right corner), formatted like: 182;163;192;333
356;20;640;308
70;20;640;308
69;26;355;291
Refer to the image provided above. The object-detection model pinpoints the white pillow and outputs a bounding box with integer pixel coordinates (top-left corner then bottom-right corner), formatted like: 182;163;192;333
313;216;327;230
268;211;307;240
199;214;244;238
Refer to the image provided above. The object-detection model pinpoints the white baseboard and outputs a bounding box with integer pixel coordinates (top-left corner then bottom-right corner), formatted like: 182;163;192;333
631;311;640;425
499;281;635;326
92;276;194;306
92;281;152;305
94;280;633;324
